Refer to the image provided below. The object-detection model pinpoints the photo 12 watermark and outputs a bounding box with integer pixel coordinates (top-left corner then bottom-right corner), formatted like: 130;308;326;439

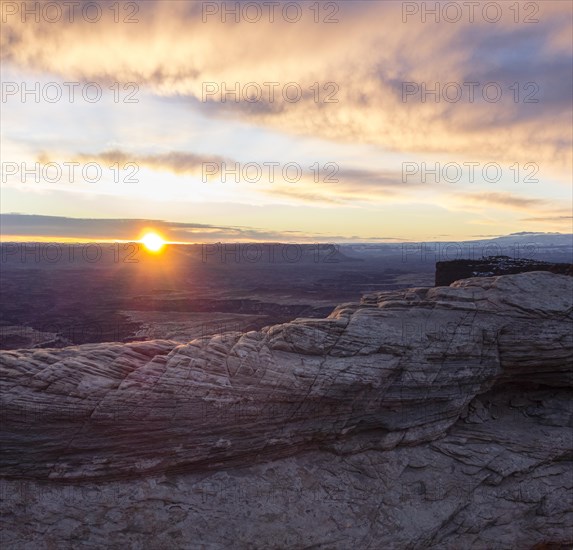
0;242;141;264
1;1;140;24
0;317;141;349
401;241;539;262
402;162;539;184
1;82;139;103
401;2;540;24
401;319;501;345
201;242;341;264
1;161;140;184
202;81;339;104
402;81;540;104
202;161;339;184
201;1;340;24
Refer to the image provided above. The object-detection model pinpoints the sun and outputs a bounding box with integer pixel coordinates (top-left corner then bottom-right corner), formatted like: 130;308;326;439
140;232;165;253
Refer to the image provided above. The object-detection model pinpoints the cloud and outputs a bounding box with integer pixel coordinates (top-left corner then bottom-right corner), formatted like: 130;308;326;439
66;150;231;176
4;213;571;246
0;213;312;242
3;0;571;177
257;188;345;205
37;149;414;205
449;192;571;232
459;192;548;210
520;216;573;223
1;213;420;243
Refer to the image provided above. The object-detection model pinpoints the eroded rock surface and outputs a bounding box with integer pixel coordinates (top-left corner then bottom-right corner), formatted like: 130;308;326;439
1;272;572;548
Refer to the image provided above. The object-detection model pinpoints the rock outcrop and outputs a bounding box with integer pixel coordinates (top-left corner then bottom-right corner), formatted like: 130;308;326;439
1;272;572;549
435;256;573;286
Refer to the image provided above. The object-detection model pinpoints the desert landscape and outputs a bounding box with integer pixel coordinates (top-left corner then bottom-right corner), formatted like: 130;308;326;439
2;0;572;547
2;235;573;548
1;267;572;548
2;235;570;350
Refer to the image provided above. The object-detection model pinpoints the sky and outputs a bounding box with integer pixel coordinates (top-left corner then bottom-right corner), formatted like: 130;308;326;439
1;0;572;243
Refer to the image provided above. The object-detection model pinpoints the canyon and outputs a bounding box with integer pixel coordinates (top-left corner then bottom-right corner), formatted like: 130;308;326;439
1;271;572;548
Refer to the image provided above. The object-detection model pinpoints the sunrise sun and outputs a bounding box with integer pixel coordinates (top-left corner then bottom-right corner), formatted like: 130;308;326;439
140;232;165;252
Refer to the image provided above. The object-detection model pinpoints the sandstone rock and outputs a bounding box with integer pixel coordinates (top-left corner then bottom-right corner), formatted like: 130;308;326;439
1;272;572;548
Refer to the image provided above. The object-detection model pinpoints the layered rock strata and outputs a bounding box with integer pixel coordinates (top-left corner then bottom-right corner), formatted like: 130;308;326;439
1;272;572;548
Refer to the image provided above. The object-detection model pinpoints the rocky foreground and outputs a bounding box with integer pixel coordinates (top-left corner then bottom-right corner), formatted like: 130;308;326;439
1;272;572;549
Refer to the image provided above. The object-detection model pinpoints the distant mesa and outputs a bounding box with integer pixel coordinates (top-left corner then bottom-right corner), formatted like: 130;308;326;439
435;255;573;286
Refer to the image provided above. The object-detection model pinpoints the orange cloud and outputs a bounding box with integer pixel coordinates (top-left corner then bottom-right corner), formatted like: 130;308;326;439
2;1;571;179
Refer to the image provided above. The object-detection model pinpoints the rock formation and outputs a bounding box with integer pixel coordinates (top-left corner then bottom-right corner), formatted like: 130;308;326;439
435;255;573;286
1;272;572;548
